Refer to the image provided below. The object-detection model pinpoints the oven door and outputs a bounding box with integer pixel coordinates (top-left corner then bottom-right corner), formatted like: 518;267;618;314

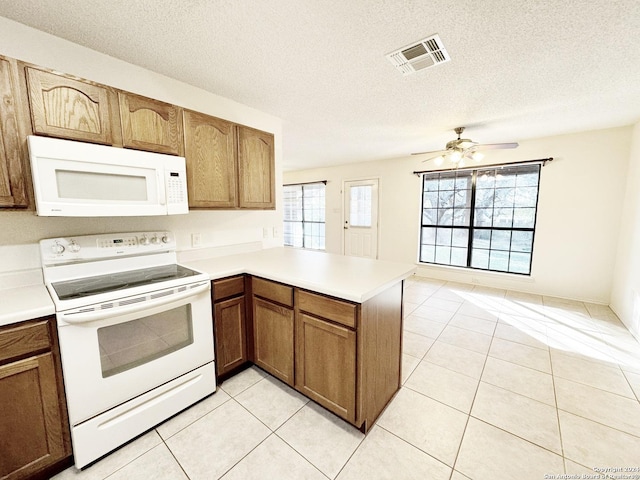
57;282;214;425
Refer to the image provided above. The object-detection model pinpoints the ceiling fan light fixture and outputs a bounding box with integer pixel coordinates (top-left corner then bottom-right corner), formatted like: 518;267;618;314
471;151;484;161
449;150;462;163
433;155;444;166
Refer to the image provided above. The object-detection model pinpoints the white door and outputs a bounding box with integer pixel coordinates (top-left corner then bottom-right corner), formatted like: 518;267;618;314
343;179;379;258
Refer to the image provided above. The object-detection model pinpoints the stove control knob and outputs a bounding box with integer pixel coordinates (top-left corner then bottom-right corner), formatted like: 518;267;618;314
140;235;150;246
161;234;170;244
151;235;160;245
68;241;81;253
51;242;65;254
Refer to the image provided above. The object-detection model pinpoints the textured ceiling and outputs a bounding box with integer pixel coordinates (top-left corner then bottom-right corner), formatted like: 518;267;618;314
0;0;639;171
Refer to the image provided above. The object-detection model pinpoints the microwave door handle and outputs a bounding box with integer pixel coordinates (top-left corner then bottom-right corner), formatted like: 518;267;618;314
58;282;209;325
158;170;166;206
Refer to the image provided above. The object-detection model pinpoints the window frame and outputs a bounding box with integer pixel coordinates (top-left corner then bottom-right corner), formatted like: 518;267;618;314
419;165;541;275
283;182;326;250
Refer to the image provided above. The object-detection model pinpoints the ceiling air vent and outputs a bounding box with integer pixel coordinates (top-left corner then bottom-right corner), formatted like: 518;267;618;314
386;34;450;76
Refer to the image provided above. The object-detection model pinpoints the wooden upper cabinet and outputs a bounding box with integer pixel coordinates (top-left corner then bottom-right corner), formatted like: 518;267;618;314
119;92;183;155
25;66;117;145
0;56;28;208
183;110;237;208
237;126;275;209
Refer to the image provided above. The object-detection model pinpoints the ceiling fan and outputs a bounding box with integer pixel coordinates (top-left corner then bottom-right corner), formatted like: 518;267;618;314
412;127;518;166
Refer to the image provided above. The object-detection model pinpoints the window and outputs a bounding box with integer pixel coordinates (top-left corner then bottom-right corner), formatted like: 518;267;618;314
419;164;540;275
283;182;326;249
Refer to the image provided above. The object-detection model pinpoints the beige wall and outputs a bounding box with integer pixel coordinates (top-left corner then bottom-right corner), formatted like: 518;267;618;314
0;17;284;272
285;126;631;303
611;121;640;339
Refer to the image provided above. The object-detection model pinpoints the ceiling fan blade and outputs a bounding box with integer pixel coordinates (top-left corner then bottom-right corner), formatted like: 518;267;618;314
420;154;446;163
475;142;519;150
411;149;447;156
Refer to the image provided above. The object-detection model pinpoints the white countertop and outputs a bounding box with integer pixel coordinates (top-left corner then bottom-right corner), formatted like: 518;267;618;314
184;247;416;303
0;247;415;327
0;284;56;327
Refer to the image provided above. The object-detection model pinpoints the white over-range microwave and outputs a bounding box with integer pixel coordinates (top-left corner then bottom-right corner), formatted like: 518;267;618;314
28;135;189;217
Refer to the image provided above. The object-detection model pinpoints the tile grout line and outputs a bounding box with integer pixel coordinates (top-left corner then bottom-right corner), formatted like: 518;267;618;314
159;432;193;480
273;425;353;480
448;322;495;478
374;424;453;474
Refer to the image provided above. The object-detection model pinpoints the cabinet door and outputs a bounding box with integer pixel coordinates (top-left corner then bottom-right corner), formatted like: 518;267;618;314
0;57;28;208
0;353;67;479
296;313;356;423
253;297;294;385
183;110;237;208
26;67;116;145
237;126;275;209
214;296;247;376
119;92;183;155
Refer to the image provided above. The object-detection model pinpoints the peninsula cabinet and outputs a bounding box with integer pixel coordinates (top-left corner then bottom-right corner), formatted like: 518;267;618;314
0;316;72;480
248;275;403;432
212;275;248;378
0;56;28;208
118;92;184;156
296;310;357;422
24;65;119;146
183;110;237;208
251;277;294;385
295;287;402;428
237;126;275;209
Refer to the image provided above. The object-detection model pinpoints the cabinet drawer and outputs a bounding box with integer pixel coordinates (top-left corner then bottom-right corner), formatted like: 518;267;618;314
213;276;245;302
298;290;357;328
252;277;293;307
0;320;52;364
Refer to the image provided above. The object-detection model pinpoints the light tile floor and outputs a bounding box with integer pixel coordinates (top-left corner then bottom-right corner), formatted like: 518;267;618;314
53;277;640;480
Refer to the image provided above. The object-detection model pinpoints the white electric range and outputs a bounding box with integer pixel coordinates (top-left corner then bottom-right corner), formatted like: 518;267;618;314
40;231;215;469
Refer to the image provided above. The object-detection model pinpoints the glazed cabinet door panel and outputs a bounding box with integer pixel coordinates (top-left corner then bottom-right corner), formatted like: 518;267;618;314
0;57;28;208
253;297;294;385
214;296;247;376
119;92;183;155
0;353;67;479
183;110;237;208
295;313;356;423
25;67;116;145
237;126;275;209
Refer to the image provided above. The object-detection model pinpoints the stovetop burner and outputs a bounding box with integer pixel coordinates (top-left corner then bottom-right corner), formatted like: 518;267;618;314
51;264;202;301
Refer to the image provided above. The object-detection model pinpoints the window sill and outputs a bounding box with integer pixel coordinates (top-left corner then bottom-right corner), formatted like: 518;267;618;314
416;261;535;283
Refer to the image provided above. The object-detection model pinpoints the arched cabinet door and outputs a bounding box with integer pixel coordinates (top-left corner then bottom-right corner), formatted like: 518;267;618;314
25;66;116;145
237;125;275;209
119;92;184;156
183;110;237;208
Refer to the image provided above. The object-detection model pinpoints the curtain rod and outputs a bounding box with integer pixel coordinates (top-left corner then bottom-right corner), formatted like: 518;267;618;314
412;157;554;176
283;180;327;186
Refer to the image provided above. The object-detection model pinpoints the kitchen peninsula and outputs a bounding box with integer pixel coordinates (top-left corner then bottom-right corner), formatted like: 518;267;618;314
185;247;415;432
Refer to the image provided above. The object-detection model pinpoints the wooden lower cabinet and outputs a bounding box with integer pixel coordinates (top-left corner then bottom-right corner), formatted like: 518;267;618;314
293;283;403;431
219;275;403;432
214;296;247;376
252;297;294;385
0;318;72;480
295;312;356;422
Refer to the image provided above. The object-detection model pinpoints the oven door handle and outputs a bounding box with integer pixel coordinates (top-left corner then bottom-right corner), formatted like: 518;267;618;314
58;282;210;325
